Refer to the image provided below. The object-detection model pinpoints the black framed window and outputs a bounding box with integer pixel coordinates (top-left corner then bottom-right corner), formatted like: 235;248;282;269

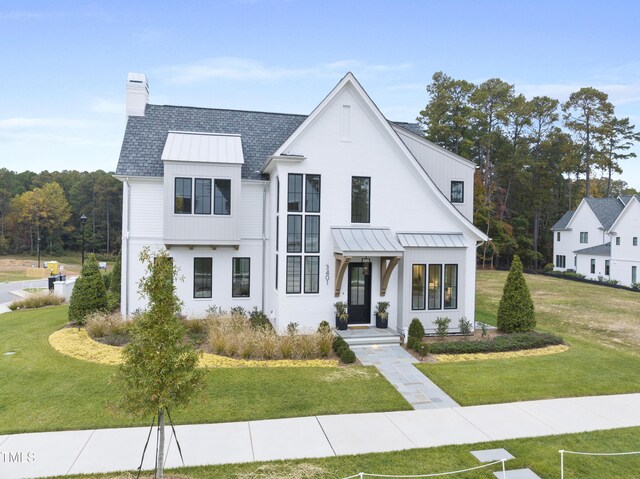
193;258;212;298
275;254;278;290
288;174;303;212
444;264;458;309
305;216;320;253
590;258;596;274
428;264;442;310
232;258;250;297
451;181;464;203
304;256;319;293
287;215;302;253
194;178;211;215
214;179;231;215
276;216;279;252
605;260;610;276
411;264;426;310
174;177;192;214
557;232;561;241
351;176;370;223
555;255;566;268
616;237;621;245
305;174;321;212
580;232;588;243
286;256;301;293
276;176;280;213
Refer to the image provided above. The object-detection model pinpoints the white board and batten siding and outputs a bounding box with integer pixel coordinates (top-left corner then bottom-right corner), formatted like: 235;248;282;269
609;198;640;286
394;127;475;222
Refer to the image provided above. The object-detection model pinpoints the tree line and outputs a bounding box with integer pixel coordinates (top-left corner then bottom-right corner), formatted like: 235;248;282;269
418;72;639;269
0;169;122;256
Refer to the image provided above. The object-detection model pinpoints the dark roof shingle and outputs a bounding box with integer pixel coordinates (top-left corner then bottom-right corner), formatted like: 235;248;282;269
551;210;574;231
574;242;611;256
584;197;625;230
116;104;422;180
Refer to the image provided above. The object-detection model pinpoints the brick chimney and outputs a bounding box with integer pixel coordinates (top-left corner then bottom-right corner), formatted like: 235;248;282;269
126;72;149;117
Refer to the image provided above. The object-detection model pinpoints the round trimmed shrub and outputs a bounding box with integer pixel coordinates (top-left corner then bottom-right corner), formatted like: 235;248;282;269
340;349;356;364
68;254;108;325
497;255;536;333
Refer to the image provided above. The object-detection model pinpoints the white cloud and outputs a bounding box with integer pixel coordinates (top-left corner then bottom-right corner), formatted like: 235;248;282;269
160;57;412;84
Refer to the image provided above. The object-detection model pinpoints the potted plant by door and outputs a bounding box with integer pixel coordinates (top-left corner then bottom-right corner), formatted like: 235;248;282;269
334;301;349;331
375;301;390;329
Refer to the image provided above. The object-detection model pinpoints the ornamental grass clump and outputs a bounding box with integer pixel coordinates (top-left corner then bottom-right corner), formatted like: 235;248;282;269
8;291;64;310
85;311;129;345
497;255;536;333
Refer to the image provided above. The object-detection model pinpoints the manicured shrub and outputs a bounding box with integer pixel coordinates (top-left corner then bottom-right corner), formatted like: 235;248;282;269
414;342;430;359
68;254;108;325
429;331;563;355
333;336;348;353
340;348;356;364
497;255;536;333
102;271;112;291
8;292;64;310
632;282;640;291
458;317;472;336
109;253;122;311
408;318;425;339
435;317;451;338
407;336;420;351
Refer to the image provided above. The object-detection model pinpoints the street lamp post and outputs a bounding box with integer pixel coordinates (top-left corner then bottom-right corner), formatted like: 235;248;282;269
80;214;87;265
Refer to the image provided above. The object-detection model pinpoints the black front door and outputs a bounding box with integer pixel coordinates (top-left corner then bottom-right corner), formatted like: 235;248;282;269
348;263;371;324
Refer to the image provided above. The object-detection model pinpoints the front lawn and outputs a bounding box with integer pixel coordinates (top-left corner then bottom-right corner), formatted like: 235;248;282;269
416;270;640;405
0;306;409;434
55;426;640;479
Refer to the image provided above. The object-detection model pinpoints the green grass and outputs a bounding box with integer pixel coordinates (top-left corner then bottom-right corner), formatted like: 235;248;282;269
0;270;32;282
416;270;640;405
54;427;640;479
0;306;409;434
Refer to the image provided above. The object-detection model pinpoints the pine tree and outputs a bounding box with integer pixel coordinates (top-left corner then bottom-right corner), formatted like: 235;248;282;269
68;253;108;325
497;255;536;333
119;248;203;479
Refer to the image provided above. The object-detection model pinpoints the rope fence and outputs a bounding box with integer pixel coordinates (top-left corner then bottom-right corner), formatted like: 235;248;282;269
340;458;509;479
559;449;640;479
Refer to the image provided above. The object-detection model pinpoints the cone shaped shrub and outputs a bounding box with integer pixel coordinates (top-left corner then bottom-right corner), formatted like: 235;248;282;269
497;255;536;333
68;253;108;325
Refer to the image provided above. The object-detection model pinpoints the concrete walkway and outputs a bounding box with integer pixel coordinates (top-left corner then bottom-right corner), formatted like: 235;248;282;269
2;393;640;479
353;344;459;409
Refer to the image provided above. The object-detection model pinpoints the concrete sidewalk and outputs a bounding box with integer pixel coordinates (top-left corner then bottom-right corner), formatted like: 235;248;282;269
2;393;640;479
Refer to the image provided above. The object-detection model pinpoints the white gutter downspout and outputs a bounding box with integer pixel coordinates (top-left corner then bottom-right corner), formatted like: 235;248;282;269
261;181;268;312
123;177;131;318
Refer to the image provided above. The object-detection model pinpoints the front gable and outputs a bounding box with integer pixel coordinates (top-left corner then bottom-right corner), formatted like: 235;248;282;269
566;199;603;231
265;73;487;242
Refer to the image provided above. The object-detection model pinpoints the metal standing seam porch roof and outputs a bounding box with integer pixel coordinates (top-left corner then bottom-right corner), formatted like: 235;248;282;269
397;232;467;248
331;227;404;256
161;131;245;164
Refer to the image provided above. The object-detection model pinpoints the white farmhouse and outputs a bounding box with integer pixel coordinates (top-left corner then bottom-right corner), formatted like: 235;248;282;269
116;72;488;333
551;195;640;286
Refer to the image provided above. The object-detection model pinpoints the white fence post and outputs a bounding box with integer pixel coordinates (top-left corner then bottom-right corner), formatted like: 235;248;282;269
559;450;564;479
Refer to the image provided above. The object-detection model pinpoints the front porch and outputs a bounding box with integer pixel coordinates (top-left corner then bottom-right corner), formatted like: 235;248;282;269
336;325;401;347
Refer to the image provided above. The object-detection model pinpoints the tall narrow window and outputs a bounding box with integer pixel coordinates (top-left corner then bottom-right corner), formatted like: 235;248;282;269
193;258;212;298
605;260;610;276
590;258;596;274
428;264;442;310
304;256;319;293
276;216;279;252
305;216;320;253
275;254;278;290
287;215;302;253
286;256;301;293
444;264;458;309
214;179;231;215
276;176;280;213
288;174;303;212
557;232;561;241
411;264;426;310
194;178;211;215
634;237;638;246
616;237;621;245
305;174;321;212
633;266;637;284
232;258;250;297
174;177;192;214
351;176;370;223
451;181;464;203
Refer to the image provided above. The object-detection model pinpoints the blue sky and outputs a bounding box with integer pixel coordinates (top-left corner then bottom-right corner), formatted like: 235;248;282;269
1;0;640;188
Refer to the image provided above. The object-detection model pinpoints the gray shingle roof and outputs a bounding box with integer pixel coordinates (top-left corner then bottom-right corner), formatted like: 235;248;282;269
574;242;611;256
116;103;422;180
551;210;574;231
584;197;625;230
619;194;640;205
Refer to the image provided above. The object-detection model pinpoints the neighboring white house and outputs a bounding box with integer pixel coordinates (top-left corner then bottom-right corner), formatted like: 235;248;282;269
551;195;640;286
116;72;488;333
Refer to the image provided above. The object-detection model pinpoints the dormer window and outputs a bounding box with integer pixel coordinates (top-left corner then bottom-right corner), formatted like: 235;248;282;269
174;177;231;215
194;179;211;215
214;179;231;215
